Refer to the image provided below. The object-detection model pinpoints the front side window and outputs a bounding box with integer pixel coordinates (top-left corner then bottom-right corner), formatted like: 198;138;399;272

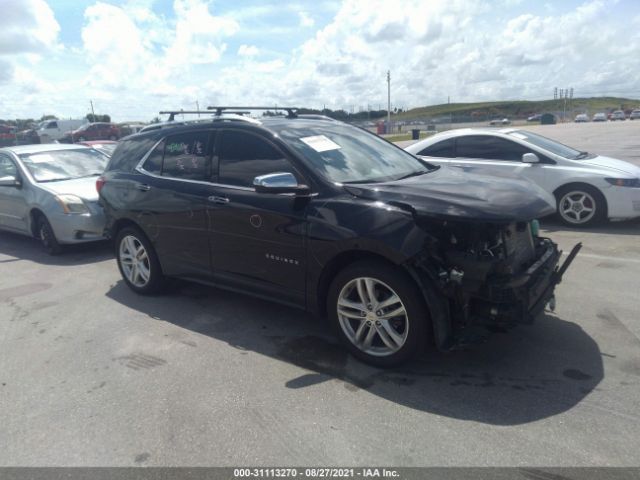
0;155;17;178
19;149;107;182
161;131;211;181
456;135;528;161
418;138;454;157
219;130;297;188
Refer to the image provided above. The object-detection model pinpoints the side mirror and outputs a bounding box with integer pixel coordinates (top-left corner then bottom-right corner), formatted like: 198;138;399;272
253;172;310;195
0;175;21;187
522;153;540;164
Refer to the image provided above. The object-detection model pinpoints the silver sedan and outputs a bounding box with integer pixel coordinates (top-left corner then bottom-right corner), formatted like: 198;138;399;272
0;144;108;254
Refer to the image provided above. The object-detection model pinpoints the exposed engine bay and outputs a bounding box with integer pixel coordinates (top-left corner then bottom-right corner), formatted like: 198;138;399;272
412;218;581;349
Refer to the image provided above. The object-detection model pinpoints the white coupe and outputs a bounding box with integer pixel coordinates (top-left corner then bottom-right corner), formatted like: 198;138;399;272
405;128;640;227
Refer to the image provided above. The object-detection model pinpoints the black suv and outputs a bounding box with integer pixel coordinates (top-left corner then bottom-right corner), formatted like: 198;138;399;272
98;108;579;366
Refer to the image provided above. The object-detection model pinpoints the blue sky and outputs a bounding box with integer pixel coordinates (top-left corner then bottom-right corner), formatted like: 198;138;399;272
1;0;639;121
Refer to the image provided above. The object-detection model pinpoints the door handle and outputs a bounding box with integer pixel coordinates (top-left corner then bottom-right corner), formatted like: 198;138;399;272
135;183;151;191
208;195;229;205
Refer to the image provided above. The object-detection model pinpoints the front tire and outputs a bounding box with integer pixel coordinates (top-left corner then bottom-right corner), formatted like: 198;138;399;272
555;184;606;227
37;215;62;255
327;260;429;367
115;226;165;294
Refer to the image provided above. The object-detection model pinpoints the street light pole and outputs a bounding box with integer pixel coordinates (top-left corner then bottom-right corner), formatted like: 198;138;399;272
387;70;391;134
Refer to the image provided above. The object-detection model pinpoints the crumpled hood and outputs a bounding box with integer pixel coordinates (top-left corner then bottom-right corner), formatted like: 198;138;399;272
579;155;640;177
40;176;100;202
343;167;556;222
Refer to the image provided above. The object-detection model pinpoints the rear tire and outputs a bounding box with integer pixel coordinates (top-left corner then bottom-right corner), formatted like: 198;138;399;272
327;260;429;367
555;184;606;227
115;226;166;294
36;215;62;255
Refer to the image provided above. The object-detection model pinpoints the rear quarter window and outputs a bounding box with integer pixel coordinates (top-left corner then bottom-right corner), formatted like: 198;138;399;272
106;136;158;173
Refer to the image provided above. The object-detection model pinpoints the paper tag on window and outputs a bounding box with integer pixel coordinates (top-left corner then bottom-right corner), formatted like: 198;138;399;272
300;135;341;152
27;154;55;163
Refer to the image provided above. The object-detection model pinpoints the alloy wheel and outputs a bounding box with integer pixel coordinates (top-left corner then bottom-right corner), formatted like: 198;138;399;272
337;277;409;357
558;190;596;225
119;235;151;287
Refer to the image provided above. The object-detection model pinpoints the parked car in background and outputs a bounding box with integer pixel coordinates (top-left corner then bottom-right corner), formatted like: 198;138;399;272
489;118;510;126
78;140;118;157
406;128;640;227
592;113;607;122
119;123;146;136
574;114;589;123
527;114;542;122
629;109;640;120
0;144;108;254
37;119;87;143
98;111;577;367
0;124;17;147
16;127;41;145
611;110;626;121
61;122;121;143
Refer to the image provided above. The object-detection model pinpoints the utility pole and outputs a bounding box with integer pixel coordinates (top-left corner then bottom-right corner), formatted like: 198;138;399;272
196;100;200;118
386;70;391;134
90;100;95;120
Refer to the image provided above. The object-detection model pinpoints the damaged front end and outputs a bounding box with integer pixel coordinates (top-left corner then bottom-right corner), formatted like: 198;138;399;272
411;218;581;350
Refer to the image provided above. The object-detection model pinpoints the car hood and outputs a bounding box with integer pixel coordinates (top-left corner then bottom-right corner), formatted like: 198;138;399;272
578;155;640;177
342;167;555;222
39;176;100;201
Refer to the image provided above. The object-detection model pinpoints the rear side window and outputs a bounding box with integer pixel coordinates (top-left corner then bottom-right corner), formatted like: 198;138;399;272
456;135;529;161
218;130;296;188
417;138;454;157
161;131;211;181
107;136;158;173
142;140;164;174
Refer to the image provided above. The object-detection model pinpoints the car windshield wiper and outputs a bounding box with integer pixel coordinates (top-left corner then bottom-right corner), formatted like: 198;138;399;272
396;169;431;180
574;151;590;159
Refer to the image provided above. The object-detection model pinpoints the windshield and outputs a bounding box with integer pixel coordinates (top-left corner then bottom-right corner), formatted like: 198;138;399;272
274;123;432;183
19;148;108;182
509;130;584;159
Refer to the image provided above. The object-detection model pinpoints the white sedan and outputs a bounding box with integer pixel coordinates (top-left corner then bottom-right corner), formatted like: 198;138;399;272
405;128;640;227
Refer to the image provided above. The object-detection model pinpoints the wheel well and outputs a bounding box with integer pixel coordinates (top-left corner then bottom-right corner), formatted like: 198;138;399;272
316;250;400;317
553;182;608;215
110;218;142;239
29;209;45;237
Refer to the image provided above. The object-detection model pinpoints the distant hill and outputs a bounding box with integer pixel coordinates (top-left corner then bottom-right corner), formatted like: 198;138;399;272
391;97;640;122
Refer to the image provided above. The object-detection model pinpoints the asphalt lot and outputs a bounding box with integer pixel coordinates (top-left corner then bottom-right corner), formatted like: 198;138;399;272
1;121;640;466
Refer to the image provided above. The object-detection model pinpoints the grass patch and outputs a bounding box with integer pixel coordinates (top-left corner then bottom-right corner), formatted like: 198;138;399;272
384;131;434;142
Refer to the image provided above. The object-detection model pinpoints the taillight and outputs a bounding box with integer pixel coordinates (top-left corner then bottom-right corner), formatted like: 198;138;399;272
96;176;106;194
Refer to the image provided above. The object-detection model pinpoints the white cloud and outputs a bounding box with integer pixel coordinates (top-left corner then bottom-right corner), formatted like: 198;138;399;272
0;0;60;56
238;44;260;57
299;11;315;28
164;0;239;67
